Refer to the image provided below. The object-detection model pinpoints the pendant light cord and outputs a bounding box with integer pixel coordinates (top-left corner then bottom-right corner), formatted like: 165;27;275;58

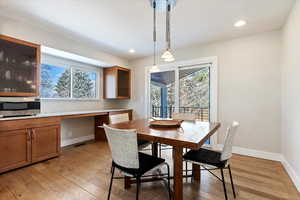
166;0;171;50
153;0;157;66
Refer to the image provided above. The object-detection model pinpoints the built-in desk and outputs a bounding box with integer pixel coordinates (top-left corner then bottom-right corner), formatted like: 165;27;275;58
0;108;132;173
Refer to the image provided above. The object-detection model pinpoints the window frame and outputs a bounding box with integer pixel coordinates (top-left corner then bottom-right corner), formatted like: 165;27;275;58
40;63;100;101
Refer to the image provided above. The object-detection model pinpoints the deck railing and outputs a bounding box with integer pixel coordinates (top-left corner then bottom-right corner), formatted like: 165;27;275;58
151;106;209;121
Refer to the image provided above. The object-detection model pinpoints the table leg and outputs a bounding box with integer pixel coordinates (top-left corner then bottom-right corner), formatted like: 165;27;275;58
192;164;201;183
173;146;183;200
124;176;131;189
152;142;158;157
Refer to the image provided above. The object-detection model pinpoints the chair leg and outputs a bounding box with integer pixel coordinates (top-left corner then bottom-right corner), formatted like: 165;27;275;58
159;143;162;158
228;165;236;198
165;163;172;200
184;148;188;182
220;168;228;200
107;165;115;200
136;176;141;200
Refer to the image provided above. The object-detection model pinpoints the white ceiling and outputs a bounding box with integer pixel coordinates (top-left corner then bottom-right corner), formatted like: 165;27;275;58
0;0;295;60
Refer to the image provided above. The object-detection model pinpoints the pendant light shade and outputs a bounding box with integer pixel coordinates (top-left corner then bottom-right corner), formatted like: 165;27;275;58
164;56;175;62
161;50;173;59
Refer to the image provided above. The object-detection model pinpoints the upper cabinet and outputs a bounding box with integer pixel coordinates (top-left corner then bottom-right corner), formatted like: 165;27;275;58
103;66;131;99
0;35;40;97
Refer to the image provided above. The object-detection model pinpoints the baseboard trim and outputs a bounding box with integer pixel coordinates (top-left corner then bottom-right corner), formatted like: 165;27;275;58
232;146;283;162
216;144;300;192
281;158;300;192
216;144;282;161
61;135;95;147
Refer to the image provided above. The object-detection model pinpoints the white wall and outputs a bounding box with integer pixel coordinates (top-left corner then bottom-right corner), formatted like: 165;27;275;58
281;0;300;189
129;30;282;153
0;15;130;145
0;15;127;66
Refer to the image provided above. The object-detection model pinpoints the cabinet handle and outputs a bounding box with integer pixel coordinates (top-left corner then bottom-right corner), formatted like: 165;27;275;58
27;129;31;141
31;129;35;140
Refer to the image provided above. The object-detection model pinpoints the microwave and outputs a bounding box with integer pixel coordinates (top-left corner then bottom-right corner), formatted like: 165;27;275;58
0;97;40;118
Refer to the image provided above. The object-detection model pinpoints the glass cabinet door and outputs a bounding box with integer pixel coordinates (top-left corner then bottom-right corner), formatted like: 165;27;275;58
0;36;39;96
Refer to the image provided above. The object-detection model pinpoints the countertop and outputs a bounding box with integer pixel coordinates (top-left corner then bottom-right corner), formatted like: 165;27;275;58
0;108;132;121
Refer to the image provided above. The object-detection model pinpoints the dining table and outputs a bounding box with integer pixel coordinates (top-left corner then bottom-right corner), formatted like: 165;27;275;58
108;119;221;200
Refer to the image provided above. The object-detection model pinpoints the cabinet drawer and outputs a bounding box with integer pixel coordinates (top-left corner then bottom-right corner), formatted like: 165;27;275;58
0;117;60;132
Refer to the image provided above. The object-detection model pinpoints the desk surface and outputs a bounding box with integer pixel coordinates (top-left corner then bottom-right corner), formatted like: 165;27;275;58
0;109;132;121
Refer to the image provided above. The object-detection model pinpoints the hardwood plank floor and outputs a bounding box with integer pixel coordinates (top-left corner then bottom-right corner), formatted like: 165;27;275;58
0;141;299;200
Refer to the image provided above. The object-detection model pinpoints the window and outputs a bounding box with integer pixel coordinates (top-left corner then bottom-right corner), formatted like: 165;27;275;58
41;64;71;98
40;64;98;99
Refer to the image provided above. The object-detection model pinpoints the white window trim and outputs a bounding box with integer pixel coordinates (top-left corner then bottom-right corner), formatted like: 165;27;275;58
40;64;100;101
145;56;219;147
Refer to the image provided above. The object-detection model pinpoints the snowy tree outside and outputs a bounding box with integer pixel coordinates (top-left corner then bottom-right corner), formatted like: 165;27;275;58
72;69;96;98
179;67;209;108
55;69;71;98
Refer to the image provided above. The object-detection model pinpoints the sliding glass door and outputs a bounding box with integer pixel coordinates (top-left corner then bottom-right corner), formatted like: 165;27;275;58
150;64;210;121
147;57;218;146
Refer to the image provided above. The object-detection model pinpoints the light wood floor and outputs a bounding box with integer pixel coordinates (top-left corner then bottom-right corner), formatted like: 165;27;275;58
0;141;299;200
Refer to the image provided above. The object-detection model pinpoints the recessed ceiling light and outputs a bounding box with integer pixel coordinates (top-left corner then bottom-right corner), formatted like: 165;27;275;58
234;20;247;27
129;49;135;53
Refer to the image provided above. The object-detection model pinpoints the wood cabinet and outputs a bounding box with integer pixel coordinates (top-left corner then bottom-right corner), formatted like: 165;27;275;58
0;34;40;97
103;67;131;99
0;118;60;173
0;129;31;173
31;125;61;163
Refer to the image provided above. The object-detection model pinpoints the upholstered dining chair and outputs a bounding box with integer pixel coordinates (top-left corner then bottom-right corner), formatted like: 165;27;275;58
103;124;171;200
183;121;240;200
109;113;151;149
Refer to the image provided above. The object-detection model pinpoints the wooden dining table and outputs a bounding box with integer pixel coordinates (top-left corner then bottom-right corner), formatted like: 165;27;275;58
108;119;221;200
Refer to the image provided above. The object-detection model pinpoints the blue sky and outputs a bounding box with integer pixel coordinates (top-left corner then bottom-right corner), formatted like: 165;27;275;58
41;64;69;84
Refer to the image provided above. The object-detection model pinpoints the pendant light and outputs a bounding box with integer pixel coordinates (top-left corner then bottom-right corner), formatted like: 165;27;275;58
150;0;177;66
161;0;175;62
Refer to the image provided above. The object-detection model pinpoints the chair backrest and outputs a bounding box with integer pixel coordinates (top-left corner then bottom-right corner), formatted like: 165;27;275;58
172;112;197;121
103;124;139;169
220;121;239;161
109;113;129;124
